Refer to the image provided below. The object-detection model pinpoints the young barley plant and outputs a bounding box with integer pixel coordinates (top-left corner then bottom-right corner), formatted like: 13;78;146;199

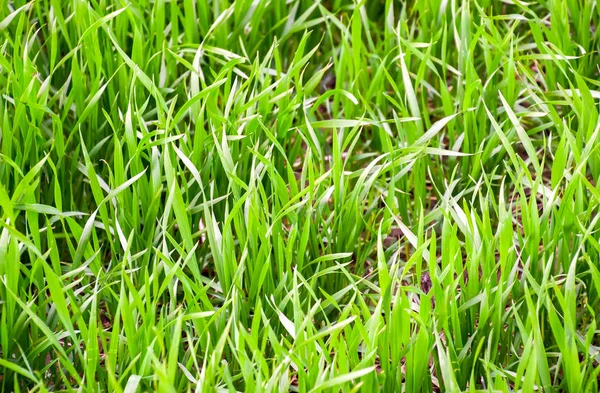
0;0;599;392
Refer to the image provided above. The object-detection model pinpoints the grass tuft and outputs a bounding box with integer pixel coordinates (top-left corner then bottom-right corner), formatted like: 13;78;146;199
1;0;600;392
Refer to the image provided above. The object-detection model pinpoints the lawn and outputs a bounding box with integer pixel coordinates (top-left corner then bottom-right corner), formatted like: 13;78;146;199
0;0;599;392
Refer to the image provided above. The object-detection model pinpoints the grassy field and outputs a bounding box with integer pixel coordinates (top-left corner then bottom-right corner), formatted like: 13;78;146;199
1;0;600;392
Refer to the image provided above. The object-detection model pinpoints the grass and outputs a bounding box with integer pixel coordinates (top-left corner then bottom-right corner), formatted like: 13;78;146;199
0;0;599;391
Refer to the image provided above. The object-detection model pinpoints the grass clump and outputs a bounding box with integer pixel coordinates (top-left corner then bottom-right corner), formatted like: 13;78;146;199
1;0;600;392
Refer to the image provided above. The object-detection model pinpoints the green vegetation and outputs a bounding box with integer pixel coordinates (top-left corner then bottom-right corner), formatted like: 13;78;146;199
1;0;599;391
